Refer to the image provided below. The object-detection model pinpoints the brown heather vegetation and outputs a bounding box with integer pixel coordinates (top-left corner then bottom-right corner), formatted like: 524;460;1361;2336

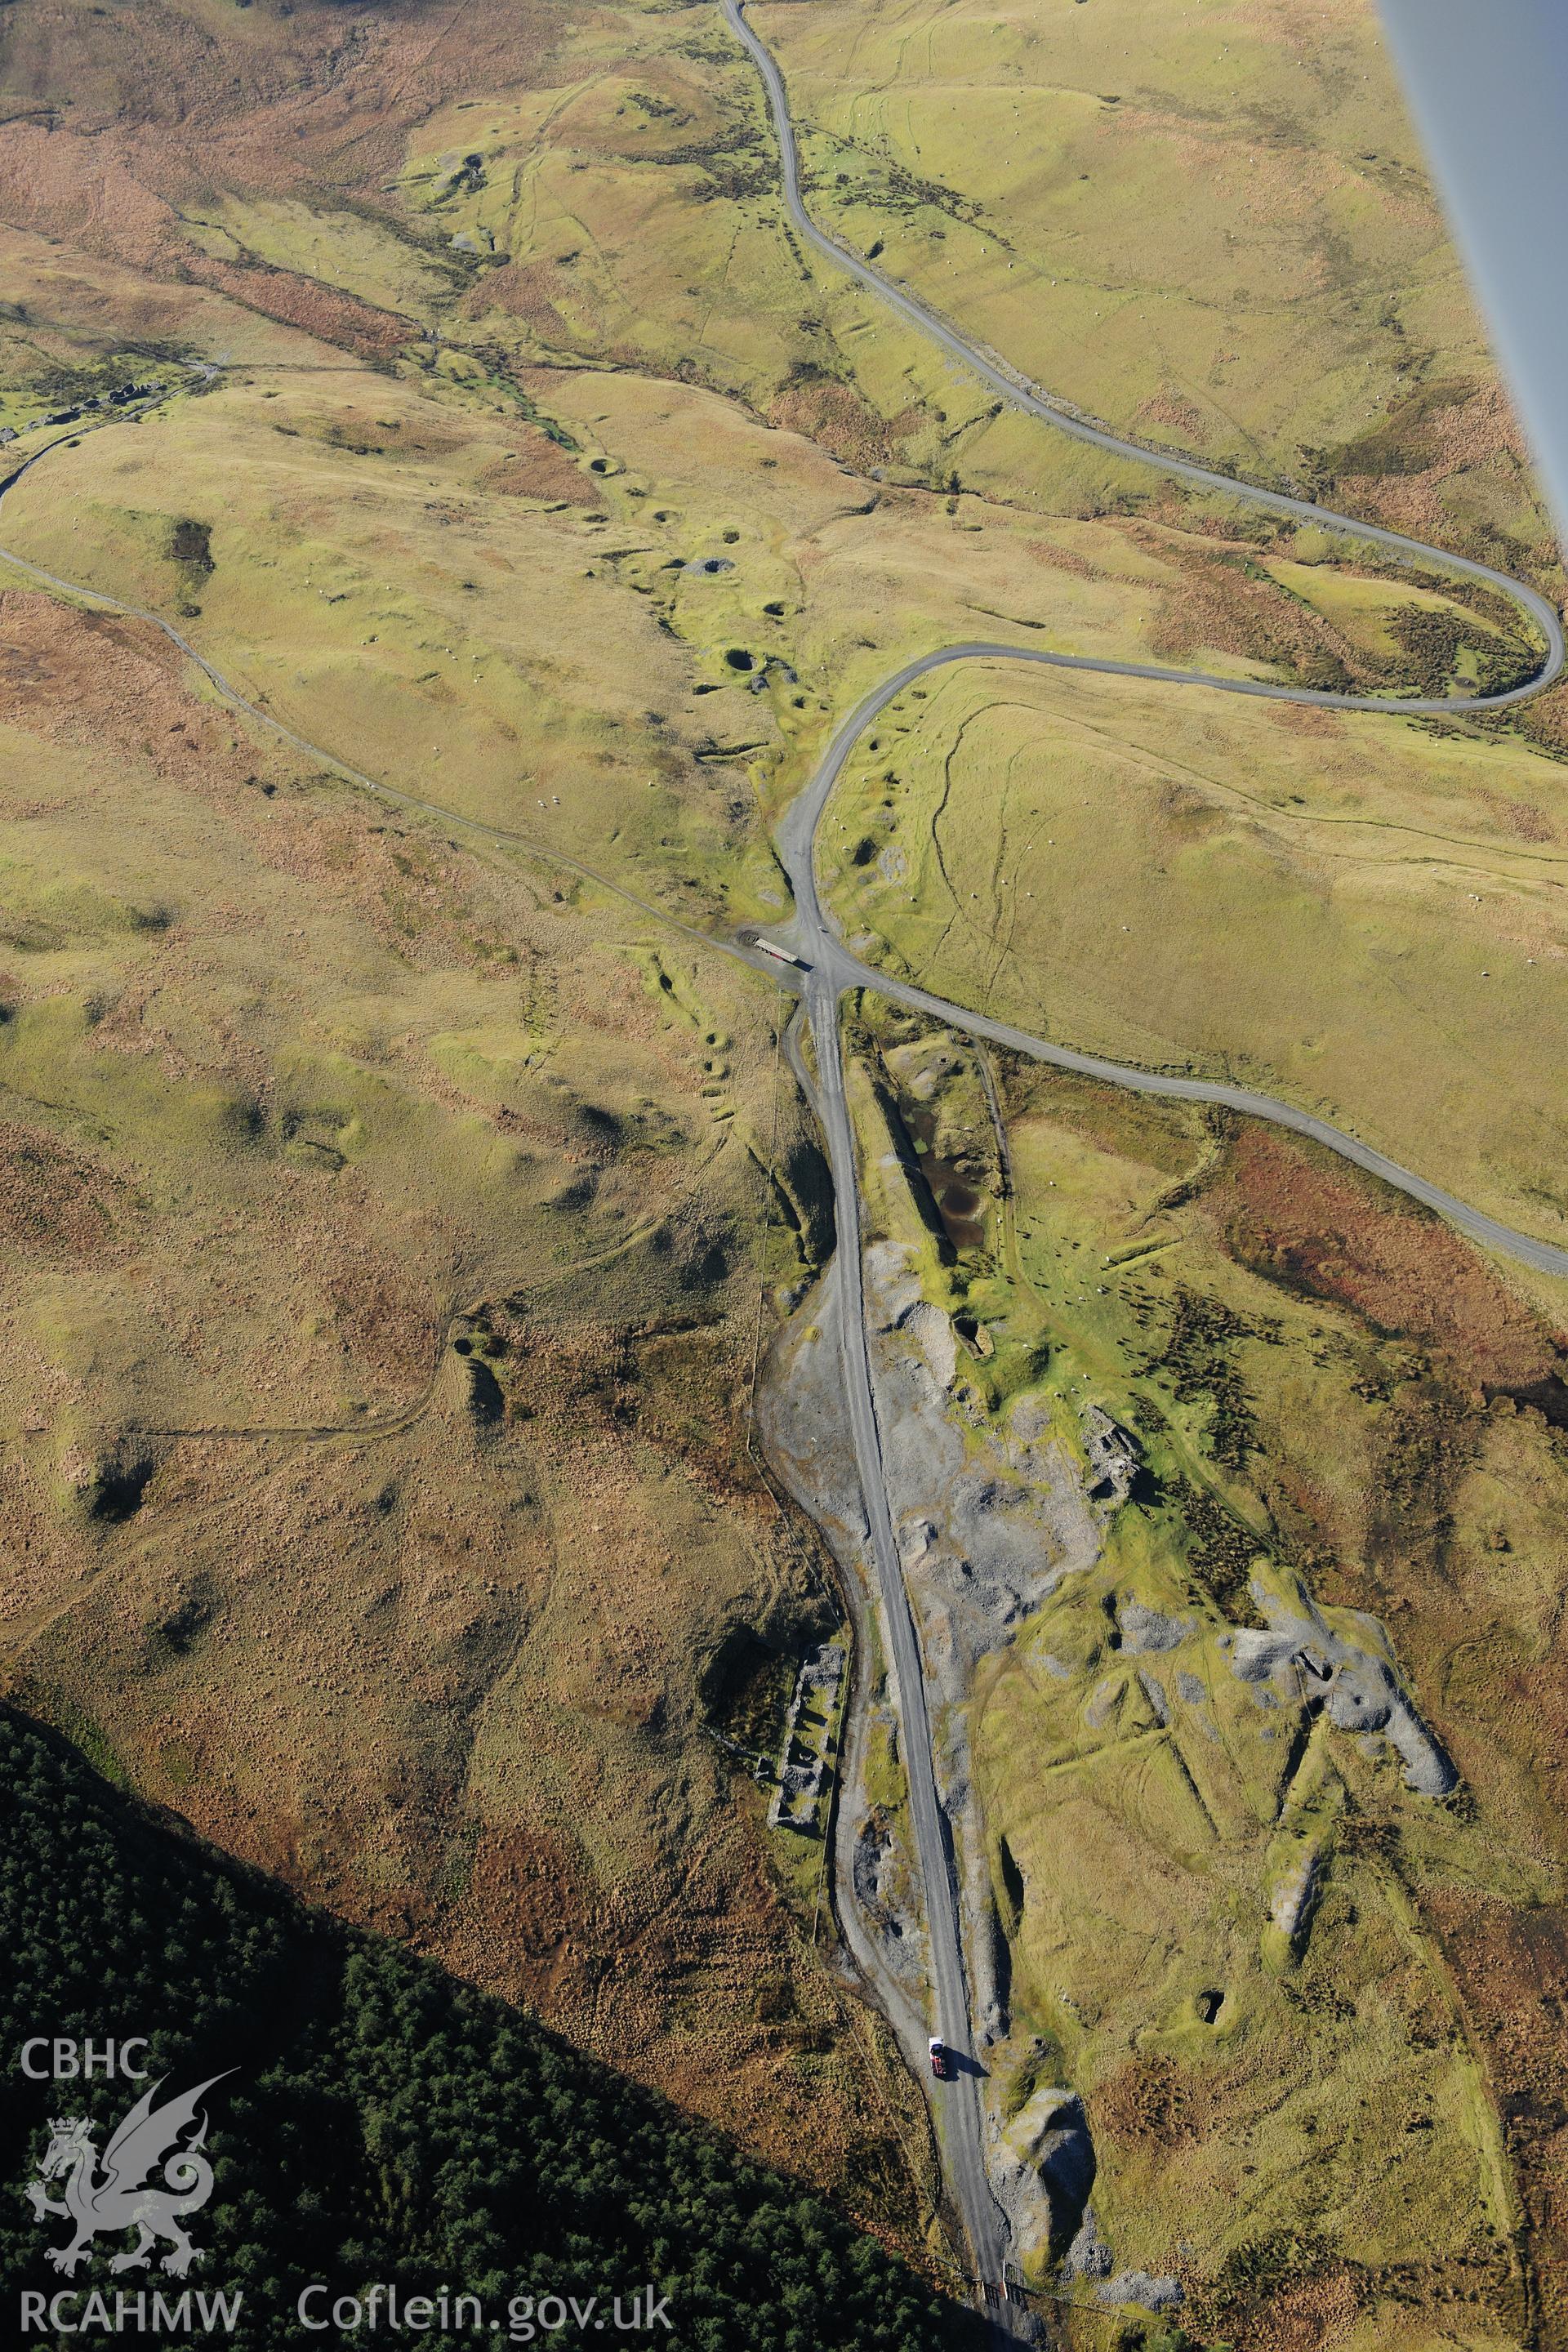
0;581;933;2250
1208;1125;1566;1395
0;0;561;281
3;0;1568;2317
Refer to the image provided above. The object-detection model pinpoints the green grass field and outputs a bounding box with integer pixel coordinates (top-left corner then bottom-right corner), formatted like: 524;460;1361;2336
824;657;1568;1246
754;0;1560;586
14;359;1508;954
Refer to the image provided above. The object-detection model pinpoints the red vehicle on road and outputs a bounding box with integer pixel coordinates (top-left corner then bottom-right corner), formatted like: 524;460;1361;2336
928;2038;949;2080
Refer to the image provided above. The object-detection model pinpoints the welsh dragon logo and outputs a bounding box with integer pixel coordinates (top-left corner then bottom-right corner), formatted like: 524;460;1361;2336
24;2074;229;2278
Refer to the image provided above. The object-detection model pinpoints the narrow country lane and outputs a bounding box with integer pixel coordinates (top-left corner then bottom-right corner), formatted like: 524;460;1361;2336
724;0;1568;2323
2;11;1566;2323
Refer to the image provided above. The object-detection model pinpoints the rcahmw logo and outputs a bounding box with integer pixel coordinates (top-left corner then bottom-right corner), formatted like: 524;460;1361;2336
18;2038;242;2335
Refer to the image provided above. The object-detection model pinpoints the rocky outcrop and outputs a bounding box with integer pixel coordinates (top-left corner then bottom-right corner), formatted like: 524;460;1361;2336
898;1297;956;1391
1118;1597;1192;1654
1224;1569;1456;1797
1098;2270;1185;2314
991;2085;1096;2267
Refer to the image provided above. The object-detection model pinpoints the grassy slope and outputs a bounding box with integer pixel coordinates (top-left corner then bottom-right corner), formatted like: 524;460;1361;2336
7;359;1537;964
0;0;1248;2247
822;658;1568;1247
755;0;1557;583
1;366;764;922
846;1000;1568;2340
1;0;1566;2305
0;576;938;2238
991;1071;1568;2345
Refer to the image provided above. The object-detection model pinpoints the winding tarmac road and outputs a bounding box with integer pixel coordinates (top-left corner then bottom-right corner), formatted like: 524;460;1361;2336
2;16;1566;2328
723;0;1568;2324
719;0;1565;706
775;641;1568;1281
